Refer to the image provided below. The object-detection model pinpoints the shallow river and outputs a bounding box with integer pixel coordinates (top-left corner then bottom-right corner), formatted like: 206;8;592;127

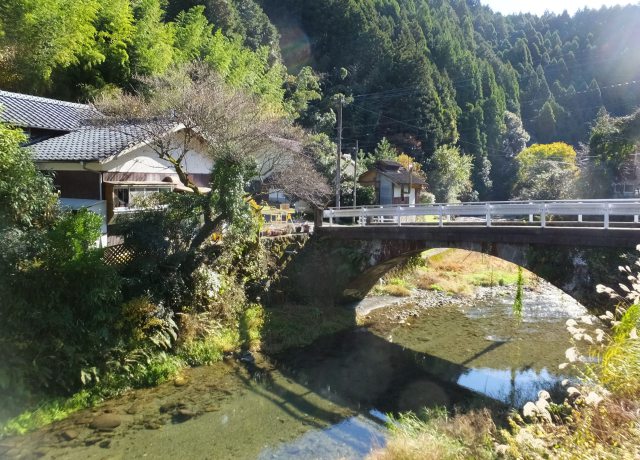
5;284;586;459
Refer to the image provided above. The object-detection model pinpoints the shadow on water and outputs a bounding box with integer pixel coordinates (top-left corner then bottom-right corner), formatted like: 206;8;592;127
245;328;507;418
226;327;511;459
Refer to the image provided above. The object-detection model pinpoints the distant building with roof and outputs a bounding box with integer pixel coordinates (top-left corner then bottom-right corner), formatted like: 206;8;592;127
358;159;425;205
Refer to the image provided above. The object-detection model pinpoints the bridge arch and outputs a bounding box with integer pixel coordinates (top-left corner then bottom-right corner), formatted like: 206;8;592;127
279;230;633;312
341;242;532;302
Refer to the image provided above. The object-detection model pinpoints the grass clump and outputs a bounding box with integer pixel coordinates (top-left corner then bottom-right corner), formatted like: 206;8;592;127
369;408;496;460
1;391;97;436
381;284;413;297
599;304;640;398
240;303;265;351
374;272;415;297
178;330;237;366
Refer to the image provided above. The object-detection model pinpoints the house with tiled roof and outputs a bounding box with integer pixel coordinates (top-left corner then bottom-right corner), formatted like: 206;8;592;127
0;90;213;245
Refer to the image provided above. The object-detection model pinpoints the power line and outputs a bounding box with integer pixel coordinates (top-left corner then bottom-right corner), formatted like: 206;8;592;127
348;102;597;165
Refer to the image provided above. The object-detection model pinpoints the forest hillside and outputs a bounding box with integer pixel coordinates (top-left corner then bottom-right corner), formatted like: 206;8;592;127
1;0;639;199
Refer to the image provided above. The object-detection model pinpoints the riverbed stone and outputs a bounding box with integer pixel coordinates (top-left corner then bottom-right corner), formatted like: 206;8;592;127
126;404;142;415
173;376;189;387
144;421;162;430
173;409;197;422
99;439;111;449
60;429;79;441
89;414;121;431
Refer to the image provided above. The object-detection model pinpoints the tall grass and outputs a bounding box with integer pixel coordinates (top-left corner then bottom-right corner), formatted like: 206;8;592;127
369;408;495;460
600;304;640;398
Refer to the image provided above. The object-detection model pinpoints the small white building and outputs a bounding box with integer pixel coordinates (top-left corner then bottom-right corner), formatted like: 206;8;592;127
358;160;425;205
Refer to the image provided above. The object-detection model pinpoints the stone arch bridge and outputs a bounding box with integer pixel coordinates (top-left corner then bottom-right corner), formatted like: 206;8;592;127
282;200;640;311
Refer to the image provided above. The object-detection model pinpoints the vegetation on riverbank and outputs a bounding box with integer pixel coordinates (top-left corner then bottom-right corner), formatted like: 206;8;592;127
0;68;334;436
0;299;354;436
370;408;496;460
376;250;534;297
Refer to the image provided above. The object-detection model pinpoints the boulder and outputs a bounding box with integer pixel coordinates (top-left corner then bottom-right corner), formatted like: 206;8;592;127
89;414;121;431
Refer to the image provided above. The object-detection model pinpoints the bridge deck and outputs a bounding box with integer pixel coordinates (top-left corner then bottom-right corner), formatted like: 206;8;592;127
317;225;640;248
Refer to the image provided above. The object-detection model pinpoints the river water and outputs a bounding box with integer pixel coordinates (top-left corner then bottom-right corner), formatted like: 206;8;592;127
3;283;586;460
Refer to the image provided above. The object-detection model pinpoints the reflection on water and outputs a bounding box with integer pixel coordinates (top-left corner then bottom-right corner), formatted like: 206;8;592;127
6;283;585;460
258;415;386;460
457;367;559;407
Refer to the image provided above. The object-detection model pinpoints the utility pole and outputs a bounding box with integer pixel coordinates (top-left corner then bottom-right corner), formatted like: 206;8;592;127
353;140;358;209
353;140;358;224
335;96;343;209
408;162;413;206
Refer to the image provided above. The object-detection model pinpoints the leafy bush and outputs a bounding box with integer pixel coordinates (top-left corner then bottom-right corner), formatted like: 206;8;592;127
0;210;123;394
0;123;58;229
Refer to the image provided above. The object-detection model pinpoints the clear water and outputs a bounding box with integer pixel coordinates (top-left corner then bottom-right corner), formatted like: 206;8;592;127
3;284;586;460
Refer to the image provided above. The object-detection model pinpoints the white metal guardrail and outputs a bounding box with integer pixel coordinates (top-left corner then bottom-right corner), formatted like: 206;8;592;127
322;199;640;229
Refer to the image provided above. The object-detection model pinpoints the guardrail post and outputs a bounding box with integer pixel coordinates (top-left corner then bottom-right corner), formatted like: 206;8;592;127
604;205;610;229
329;210;334;226
315;207;323;228
541;205;546;228
578;214;583;223
438;205;444;227
359;207;366;226
397;207;402;226
635;215;639;224
486;204;491;227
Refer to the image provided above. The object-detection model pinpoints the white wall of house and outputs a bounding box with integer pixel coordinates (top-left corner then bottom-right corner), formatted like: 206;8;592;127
104;137;213;175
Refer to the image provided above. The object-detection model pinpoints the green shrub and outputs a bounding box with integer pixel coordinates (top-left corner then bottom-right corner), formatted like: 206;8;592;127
0;210;123;394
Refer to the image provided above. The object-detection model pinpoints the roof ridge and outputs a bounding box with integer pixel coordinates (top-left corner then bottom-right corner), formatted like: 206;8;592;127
0;89;93;110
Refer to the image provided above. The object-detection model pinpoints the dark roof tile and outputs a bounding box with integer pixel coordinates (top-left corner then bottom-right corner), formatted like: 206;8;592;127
31;124;158;162
0;90;100;131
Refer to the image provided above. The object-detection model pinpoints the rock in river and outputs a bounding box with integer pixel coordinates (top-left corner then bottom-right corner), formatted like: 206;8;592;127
89;414;121;431
173;409;197;423
60;429;79;441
